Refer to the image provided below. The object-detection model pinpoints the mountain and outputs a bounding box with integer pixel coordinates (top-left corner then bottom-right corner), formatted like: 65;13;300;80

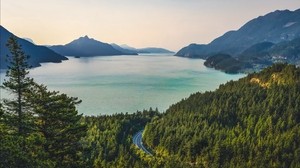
23;37;35;44
143;63;300;167
238;37;300;68
137;47;174;54
206;42;275;73
204;38;300;73
110;43;138;55
238;42;275;65
50;37;174;56
240;42;275;56
212;38;300;72
0;26;67;69
49;36;124;57
120;44;137;51
204;54;251;73
268;37;300;63
175;44;207;58
117;44;174;54
176;9;300;58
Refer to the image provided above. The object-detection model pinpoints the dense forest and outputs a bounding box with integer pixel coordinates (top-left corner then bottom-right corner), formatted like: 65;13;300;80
1;36;300;167
80;110;158;168
143;63;300;167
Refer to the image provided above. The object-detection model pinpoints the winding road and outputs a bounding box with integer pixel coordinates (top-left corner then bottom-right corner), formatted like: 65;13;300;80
133;130;153;156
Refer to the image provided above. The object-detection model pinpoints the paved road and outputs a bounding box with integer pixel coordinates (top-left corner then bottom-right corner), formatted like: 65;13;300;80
133;130;153;156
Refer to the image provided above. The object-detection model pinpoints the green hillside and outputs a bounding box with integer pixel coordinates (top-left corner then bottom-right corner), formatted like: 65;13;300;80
143;64;300;167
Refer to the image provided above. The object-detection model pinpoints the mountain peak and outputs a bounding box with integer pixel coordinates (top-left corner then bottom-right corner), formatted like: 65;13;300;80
49;36;125;57
72;35;99;44
78;35;91;40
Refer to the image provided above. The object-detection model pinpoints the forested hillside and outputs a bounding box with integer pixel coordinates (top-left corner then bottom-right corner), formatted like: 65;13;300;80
143;64;300;167
80;110;158;167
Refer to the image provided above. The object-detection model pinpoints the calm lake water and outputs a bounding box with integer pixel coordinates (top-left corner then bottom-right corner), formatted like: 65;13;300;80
0;54;245;115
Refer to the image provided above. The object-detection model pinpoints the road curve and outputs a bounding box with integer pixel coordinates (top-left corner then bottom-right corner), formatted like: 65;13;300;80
133;130;153;156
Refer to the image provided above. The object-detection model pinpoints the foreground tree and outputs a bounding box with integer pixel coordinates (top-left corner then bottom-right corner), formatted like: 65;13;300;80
1;36;86;167
2;36;34;138
0;36;36;167
27;83;87;167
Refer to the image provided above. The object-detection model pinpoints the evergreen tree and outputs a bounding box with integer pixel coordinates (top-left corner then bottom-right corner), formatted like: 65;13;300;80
2;36;34;138
27;83;87;167
0;36;35;167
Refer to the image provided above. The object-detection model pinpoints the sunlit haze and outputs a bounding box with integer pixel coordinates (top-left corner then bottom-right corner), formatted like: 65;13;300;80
1;0;300;51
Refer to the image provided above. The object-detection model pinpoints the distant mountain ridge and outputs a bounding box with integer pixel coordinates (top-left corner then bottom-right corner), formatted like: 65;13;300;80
0;26;67;69
176;9;300;58
110;43;138;55
49;36;173;57
113;44;174;54
137;47;174;54
175;8;300;73
120;44;137;51
49;36;125;57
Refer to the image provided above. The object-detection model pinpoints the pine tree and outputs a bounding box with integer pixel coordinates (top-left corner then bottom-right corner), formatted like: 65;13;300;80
1;36;34;145
1;36;87;167
27;83;87;167
0;36;35;167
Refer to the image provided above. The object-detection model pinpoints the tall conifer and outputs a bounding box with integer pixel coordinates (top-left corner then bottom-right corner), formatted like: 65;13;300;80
2;36;34;142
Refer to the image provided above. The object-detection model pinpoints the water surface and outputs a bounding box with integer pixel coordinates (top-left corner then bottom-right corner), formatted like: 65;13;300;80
0;55;245;115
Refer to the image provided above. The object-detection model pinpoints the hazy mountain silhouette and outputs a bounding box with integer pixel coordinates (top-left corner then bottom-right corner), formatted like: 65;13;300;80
120;44;137;51
0;26;68;69
49;36;126;57
113;44;174;54
110;43;138;55
137;47;174;54
176;9;300;58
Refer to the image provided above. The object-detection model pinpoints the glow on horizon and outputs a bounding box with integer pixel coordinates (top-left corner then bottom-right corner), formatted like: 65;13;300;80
1;0;300;51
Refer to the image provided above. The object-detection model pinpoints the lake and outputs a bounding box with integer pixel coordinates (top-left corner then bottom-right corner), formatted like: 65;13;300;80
0;54;245;115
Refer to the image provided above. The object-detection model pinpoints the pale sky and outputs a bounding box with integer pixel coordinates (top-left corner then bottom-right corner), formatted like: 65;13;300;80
1;0;300;51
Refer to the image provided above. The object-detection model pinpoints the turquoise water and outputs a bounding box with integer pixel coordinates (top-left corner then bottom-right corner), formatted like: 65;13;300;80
0;55;245;115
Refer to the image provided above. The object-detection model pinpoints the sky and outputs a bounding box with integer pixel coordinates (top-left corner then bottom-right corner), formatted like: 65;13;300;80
1;0;300;51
